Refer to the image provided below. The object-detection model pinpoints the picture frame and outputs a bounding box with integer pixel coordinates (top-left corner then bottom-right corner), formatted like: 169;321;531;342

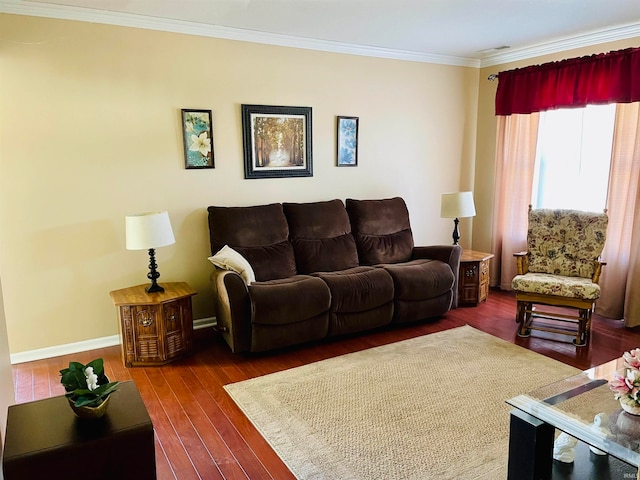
181;109;214;169
337;116;359;167
241;104;313;179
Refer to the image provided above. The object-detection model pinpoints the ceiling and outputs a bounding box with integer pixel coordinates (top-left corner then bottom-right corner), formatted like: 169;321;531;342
4;0;640;66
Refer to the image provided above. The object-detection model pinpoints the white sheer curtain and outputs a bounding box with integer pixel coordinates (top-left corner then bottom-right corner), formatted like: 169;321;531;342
490;113;539;290
597;103;640;326
491;105;640;326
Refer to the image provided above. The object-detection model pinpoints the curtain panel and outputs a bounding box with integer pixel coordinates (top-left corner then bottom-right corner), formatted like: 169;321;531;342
496;47;640;115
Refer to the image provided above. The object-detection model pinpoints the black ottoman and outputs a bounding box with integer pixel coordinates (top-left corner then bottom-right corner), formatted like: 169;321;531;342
2;381;155;480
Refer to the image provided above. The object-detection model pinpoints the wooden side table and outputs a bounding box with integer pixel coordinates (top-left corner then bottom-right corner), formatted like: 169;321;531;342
110;282;197;367
2;381;155;480
458;250;494;307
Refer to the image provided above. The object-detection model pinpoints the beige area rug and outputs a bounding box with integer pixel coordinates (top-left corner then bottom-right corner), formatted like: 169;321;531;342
224;325;580;479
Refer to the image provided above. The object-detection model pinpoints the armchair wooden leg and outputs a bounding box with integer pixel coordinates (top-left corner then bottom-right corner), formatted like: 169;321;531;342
573;308;589;347
516;301;531;338
516;301;525;324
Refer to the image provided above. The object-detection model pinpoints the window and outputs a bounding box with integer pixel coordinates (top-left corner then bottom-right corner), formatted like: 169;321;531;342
532;104;616;211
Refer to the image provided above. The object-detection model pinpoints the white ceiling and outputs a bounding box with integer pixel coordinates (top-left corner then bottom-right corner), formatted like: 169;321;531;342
4;0;640;66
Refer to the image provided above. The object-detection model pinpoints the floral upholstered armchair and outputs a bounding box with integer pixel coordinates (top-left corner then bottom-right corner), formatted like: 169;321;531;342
511;206;608;346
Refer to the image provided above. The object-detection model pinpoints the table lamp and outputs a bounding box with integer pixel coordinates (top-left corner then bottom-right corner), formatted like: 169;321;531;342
440;192;476;245
125;211;175;293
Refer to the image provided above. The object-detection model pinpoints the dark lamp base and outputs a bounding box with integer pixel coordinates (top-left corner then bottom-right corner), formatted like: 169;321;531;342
145;248;164;293
452;217;460;245
145;282;164;293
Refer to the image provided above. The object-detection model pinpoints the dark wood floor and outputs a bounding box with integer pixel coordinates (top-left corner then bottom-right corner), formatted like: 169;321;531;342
11;289;640;479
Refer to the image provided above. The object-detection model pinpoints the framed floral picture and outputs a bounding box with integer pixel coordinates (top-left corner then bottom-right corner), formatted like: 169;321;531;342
181;109;214;169
337;116;358;167
241;104;313;179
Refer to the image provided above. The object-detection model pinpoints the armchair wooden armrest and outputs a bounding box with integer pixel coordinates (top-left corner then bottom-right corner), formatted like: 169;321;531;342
593;259;606;284
513;251;529;275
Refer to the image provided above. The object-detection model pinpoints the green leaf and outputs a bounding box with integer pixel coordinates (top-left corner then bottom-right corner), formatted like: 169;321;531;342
86;358;104;376
92;381;119;397
60;369;86;392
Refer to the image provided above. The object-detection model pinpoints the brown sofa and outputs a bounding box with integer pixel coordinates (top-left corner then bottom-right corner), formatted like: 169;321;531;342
207;197;461;353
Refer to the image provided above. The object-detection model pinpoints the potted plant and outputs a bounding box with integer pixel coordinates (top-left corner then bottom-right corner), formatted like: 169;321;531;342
60;358;119;419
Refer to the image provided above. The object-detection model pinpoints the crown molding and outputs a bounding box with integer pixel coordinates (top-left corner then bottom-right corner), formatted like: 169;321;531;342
481;22;640;68
2;1;639;71
0;0;479;67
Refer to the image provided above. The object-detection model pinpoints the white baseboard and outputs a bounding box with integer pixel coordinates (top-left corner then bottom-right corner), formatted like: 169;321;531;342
10;316;217;365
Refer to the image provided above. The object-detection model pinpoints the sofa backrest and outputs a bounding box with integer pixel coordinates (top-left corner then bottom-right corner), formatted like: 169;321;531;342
283;199;359;274
346;197;414;265
207;203;297;281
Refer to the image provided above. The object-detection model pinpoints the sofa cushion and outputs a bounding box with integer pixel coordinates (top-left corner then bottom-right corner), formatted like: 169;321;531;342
284;199;359;274
208;203;297;281
346;197;414;265
379;259;455;300
378;259;455;323
312;266;394;313
249;275;331;326
312;266;394;335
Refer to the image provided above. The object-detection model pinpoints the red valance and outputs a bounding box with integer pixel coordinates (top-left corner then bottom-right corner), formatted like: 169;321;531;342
495;47;640;115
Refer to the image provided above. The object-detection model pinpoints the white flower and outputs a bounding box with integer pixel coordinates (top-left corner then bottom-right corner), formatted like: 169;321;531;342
189;132;211;157
84;366;100;391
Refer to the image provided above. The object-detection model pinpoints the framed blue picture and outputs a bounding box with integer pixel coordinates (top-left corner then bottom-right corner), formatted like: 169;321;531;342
181;109;214;169
337;116;358;167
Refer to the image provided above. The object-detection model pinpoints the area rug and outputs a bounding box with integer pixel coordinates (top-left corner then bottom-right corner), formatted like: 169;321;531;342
224;325;580;479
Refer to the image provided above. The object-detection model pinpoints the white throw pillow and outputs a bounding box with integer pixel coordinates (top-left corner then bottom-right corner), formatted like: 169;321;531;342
208;245;256;285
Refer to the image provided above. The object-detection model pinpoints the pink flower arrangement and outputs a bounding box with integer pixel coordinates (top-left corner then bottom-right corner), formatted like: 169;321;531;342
610;348;640;406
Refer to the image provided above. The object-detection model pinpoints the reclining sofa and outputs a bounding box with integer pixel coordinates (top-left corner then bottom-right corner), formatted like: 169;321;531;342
207;197;461;353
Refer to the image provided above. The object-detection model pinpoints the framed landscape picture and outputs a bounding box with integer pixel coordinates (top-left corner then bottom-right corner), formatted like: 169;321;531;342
337;116;358;166
241;104;313;179
181;109;214;169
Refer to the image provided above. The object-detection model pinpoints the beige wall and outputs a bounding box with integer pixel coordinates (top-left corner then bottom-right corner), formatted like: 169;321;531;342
473;37;640;254
0;14;479;354
0;276;14;469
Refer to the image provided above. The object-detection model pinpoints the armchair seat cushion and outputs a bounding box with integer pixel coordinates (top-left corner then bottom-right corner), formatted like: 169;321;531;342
512;272;601;300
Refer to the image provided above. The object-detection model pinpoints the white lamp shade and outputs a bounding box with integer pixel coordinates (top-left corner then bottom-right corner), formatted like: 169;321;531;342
125;211;175;250
440;192;477;219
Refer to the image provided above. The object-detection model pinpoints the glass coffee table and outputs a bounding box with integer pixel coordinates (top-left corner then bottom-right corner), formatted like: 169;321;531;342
507;357;640;480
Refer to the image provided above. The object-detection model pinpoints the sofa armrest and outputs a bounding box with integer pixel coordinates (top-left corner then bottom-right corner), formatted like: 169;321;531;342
412;245;462;308
210;269;252;353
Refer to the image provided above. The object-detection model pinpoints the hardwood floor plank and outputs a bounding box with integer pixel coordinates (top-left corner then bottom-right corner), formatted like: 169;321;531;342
162;364;251;480
13;365;33;403
144;367;226;480
187;358;288;480
154;433;179;480
128;368;202;480
10;289;640;479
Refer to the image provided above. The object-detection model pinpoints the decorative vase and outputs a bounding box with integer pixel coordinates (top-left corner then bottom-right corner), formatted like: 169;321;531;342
619;397;640;416
67;395;111;420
